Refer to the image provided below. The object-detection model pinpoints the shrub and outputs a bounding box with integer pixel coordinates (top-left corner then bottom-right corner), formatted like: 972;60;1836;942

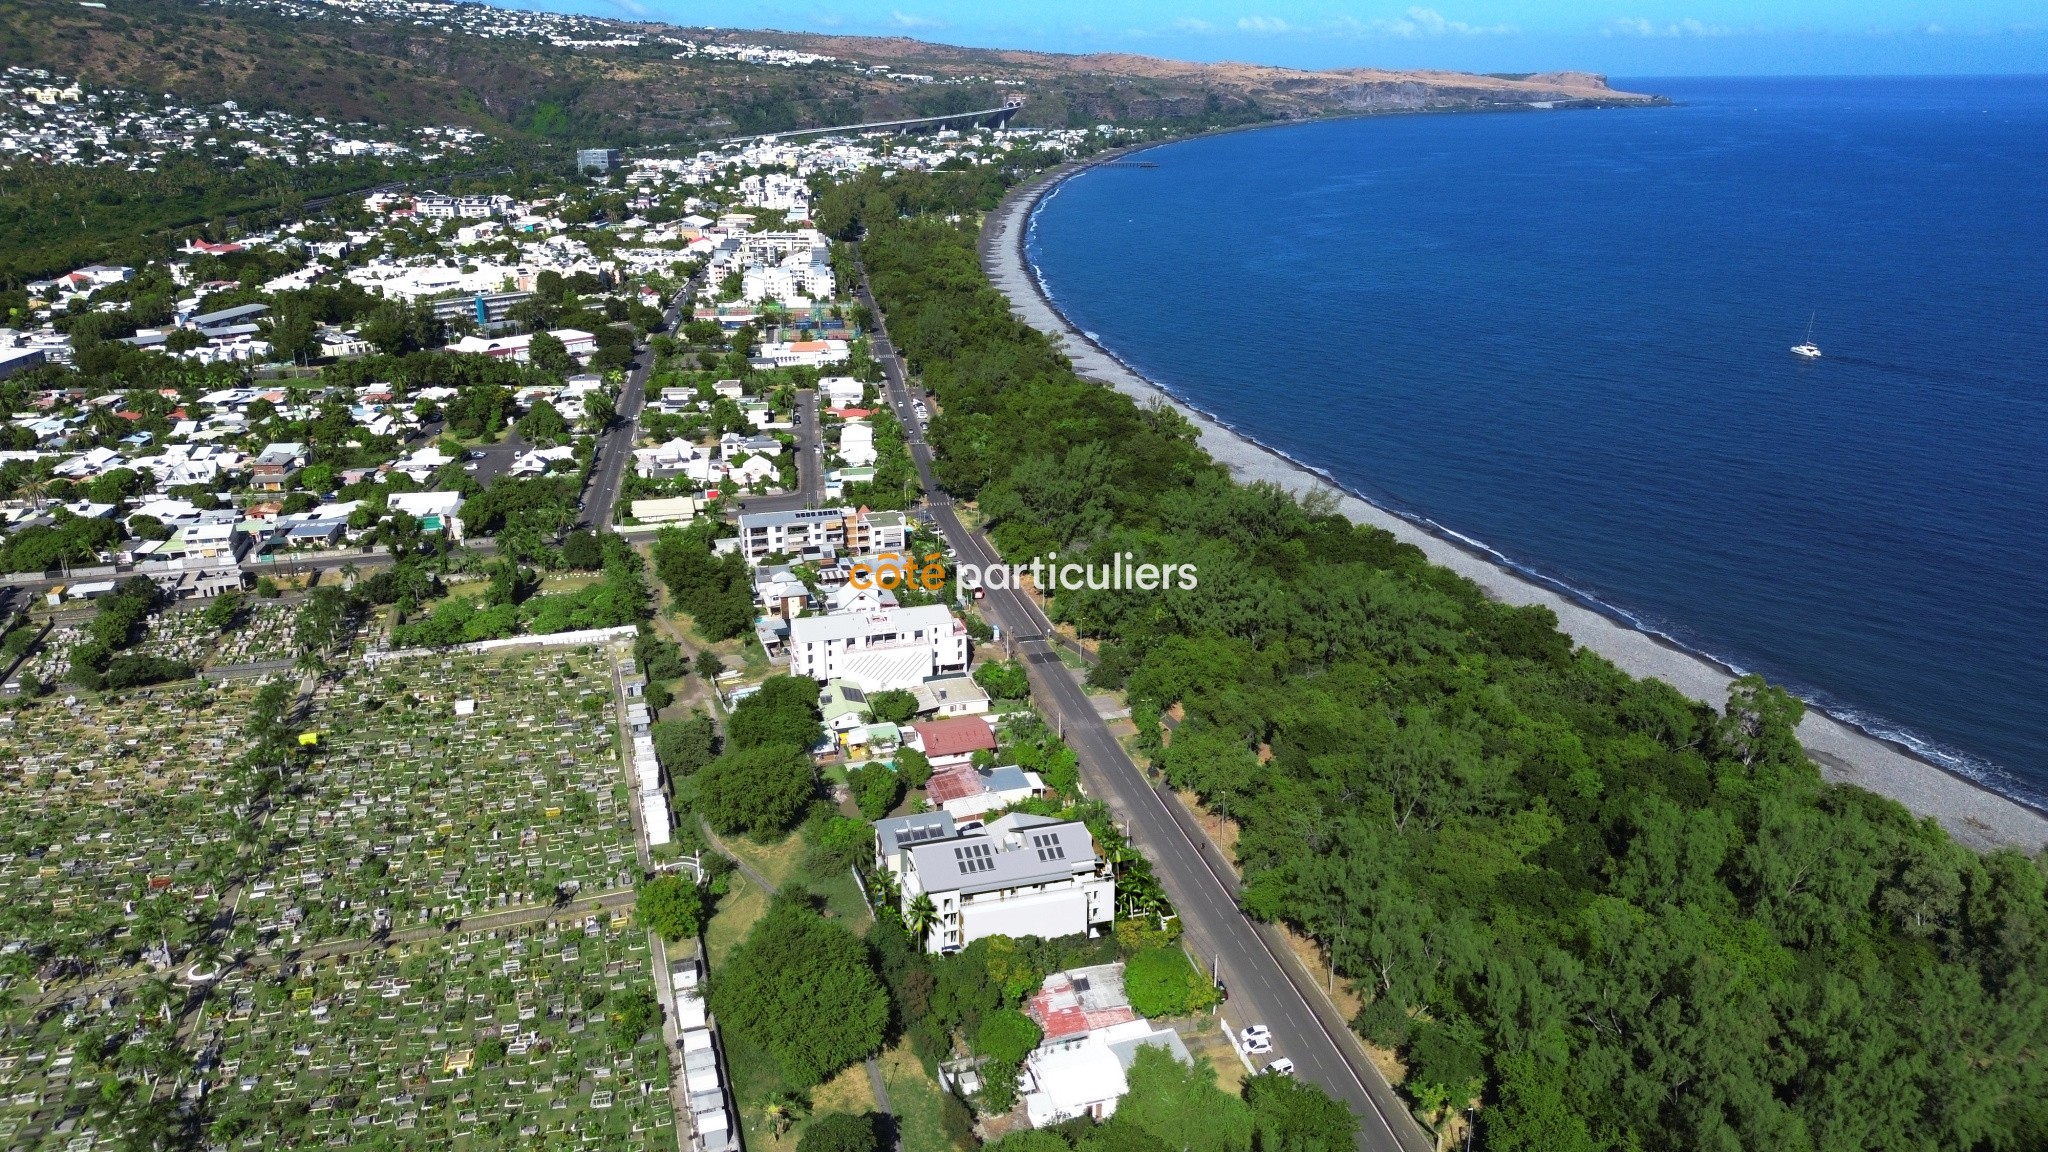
797;1112;880;1152
1123;947;1219;1019
850;761;904;821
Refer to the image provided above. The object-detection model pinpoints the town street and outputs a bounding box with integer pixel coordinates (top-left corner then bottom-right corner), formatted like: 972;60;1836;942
729;385;822;515
576;285;686;528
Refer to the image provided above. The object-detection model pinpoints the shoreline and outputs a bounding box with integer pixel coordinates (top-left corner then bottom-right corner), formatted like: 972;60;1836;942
977;139;2048;854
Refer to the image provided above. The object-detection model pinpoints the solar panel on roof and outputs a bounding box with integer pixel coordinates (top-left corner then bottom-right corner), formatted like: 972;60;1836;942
1033;833;1066;862
952;842;996;874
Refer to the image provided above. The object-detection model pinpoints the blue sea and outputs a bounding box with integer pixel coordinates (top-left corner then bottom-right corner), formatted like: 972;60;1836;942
1025;76;2048;807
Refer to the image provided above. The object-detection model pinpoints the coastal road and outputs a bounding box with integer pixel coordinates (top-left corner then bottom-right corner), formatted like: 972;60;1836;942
855;275;1432;1152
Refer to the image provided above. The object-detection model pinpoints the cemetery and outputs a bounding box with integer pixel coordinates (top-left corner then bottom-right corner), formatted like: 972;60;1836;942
238;647;637;944
0;633;684;1149
200;916;676;1150
10;600;303;688
0;678;282;963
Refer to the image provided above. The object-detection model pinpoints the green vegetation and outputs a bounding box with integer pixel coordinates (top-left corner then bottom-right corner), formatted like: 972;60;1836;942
652;710;721;776
728;675;827;752
849;760;904;821
972;659;1031;701
1122;946;1221;1020
391;533;649;648
698;744;817;839
68;575;195;690
863;688;919;724
863;189;2048;1148
798;1111;884;1152
652;522;755;641
638;872;705;941
710;893;890;1092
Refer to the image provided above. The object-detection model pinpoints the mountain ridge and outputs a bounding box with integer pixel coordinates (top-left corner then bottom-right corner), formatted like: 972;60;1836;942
0;0;1662;144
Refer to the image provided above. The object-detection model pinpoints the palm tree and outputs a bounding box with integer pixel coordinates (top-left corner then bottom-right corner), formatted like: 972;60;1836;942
904;892;937;950
762;1091;809;1137
12;476;49;512
338;561;360;591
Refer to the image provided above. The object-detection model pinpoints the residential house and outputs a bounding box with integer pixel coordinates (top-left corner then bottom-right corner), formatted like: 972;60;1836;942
1019;964;1193;1126
908;716;999;770
753;564;811;620
250;442;306;492
386;491;465;540
820;376;866;408
926;764;1047;822
819;680;871;746
911;676;990;719
839;422;877;467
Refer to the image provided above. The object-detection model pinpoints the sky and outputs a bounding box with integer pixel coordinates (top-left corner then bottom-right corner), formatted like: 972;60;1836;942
523;0;2048;75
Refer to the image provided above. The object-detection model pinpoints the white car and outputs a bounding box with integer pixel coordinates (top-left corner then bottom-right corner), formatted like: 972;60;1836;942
1241;1025;1273;1054
1264;1058;1295;1077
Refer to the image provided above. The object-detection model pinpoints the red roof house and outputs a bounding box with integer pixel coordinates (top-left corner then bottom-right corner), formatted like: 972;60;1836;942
909;716;997;769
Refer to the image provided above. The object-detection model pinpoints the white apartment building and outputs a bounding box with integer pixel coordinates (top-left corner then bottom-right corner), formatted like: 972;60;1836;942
735;506;853;563
742;262;834;305
788;604;968;691
738;173;812;215
895;813;1114;955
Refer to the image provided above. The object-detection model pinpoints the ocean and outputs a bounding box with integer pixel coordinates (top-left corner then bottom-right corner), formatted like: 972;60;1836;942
1024;75;2048;807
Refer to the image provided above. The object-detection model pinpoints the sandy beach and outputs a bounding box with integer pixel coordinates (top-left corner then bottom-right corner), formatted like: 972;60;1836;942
977;152;2048;854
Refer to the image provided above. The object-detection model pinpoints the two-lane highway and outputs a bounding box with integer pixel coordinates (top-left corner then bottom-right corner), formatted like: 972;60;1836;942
856;275;1432;1152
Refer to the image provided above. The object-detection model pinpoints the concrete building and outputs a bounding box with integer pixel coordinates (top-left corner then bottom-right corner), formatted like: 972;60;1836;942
895;812;1113;955
735;506;854;564
788;604;968;691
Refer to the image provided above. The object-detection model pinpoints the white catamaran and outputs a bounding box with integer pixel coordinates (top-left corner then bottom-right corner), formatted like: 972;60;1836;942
1791;314;1822;359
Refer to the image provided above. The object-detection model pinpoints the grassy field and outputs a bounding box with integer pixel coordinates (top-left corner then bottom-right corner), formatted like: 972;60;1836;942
880;1041;962;1152
704;870;770;969
737;1060;880;1152
724;831;805;890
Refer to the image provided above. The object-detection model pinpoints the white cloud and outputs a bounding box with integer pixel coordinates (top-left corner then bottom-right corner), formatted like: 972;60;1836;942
1173;17;1218;33
1333;7;1516;38
1237;15;1293;34
1604;16;1731;37
1401;7;1516;36
1923;22;1945;34
890;10;940;28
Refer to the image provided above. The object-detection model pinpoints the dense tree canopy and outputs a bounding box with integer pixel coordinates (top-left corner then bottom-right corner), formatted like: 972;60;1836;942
726;675;826;753
652;523;755;641
695;744;816;839
711;895;889;1091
